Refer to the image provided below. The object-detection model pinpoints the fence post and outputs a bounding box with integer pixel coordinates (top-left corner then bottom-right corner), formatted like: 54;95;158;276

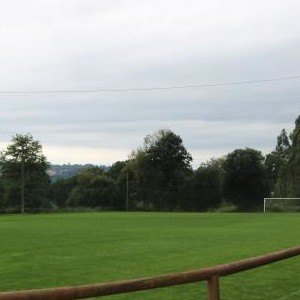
207;276;220;300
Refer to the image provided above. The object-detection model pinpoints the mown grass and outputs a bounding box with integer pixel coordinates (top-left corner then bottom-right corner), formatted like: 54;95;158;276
0;212;299;299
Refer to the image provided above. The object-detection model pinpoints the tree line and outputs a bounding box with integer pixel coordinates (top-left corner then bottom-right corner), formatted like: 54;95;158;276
0;115;299;213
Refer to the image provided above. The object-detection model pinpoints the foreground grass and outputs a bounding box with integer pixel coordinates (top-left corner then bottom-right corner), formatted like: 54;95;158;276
0;212;299;299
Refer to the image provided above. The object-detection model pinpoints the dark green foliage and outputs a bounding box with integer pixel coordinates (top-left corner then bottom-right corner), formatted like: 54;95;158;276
0;134;50;212
289;116;300;196
129;129;192;210
223;148;269;211
187;160;223;211
50;176;77;207
274;115;300;197
107;161;129;210
143;130;192;176
265;128;292;195
66;167;121;209
275;128;292;158
108;161;128;180
49;163;129;210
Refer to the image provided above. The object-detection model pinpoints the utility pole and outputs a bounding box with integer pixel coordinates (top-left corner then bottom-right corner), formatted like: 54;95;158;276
126;171;129;211
21;160;25;214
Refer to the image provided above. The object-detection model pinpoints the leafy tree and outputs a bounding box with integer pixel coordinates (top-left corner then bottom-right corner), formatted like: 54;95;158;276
66;167;121;209
130;129;192;210
126;150;153;210
50;176;77;208
108;161;128;180
290;116;300;197
275;128;292;158
107;160;130;210
143;130;192;175
223;148;269;211
265;128;292;195
0;134;50;213
291;116;300;197
272;116;300;198
187;159;224;211
276;116;300;197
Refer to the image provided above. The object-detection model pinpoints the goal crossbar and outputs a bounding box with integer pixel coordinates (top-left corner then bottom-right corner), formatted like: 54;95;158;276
264;198;300;213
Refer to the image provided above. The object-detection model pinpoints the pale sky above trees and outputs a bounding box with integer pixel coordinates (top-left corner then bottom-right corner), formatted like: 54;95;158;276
0;0;299;167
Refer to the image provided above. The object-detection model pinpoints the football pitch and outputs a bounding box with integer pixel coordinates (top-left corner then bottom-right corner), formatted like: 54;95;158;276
0;212;299;300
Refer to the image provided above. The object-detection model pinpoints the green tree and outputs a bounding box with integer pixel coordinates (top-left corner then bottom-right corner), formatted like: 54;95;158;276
275;128;292;158
290;116;300;197
187;158;224;211
223;148;269;211
130;129;192;210
50;176;77;208
274;116;300;198
107;161;130;210
277;116;300;197
108;161;128;180
265;128;292;195
0;133;50;213
66;167;121;209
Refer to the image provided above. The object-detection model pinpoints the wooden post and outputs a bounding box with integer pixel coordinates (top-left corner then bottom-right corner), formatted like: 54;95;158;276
207;276;220;300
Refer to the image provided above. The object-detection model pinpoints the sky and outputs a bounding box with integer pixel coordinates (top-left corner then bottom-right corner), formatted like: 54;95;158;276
0;0;300;168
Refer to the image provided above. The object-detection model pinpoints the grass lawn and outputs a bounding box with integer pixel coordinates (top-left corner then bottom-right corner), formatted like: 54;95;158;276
0;212;299;299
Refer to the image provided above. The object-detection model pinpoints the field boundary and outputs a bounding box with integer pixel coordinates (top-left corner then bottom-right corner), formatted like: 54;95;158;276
0;245;300;300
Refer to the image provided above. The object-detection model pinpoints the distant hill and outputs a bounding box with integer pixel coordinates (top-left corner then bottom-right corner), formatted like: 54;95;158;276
49;164;109;181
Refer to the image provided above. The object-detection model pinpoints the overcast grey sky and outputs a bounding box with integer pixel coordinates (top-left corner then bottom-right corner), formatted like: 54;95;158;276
0;0;299;167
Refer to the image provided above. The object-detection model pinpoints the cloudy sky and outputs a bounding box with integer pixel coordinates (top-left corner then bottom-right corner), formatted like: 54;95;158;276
0;0;299;167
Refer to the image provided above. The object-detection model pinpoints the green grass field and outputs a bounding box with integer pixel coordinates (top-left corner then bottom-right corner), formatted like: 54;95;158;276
0;212;299;299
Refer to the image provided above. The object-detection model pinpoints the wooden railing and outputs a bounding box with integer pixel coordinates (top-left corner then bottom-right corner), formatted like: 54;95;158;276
1;245;300;300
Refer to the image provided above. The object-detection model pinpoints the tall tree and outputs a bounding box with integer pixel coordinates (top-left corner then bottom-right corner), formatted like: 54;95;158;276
0;133;50;213
275;128;292;158
277;116;300;197
265;128;292;195
223;148;269;211
273;116;300;197
130;129;192;210
291;116;300;197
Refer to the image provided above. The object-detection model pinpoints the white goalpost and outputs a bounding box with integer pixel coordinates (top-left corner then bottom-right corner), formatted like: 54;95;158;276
263;198;300;213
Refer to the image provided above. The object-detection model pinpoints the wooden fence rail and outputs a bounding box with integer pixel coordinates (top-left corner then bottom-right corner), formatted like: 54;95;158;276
1;245;300;300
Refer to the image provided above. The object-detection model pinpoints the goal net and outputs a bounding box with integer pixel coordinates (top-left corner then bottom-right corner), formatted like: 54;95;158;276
263;198;300;213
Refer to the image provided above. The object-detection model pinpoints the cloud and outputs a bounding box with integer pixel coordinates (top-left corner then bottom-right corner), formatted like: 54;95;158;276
0;0;300;166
